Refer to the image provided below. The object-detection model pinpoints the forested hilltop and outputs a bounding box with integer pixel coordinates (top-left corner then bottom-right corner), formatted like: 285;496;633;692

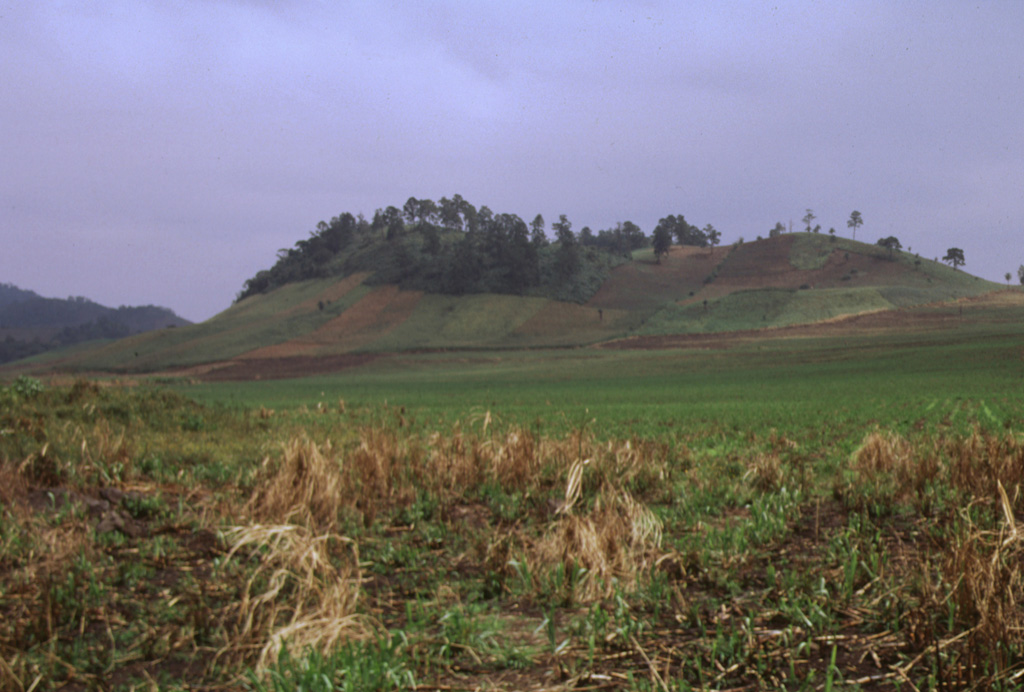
237;195;718;304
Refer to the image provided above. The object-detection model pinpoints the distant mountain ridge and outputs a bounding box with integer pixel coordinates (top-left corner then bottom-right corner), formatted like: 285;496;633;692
0;283;190;364
0;283;42;308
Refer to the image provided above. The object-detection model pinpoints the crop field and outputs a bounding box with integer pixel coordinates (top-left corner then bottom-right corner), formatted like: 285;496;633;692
3;311;1024;690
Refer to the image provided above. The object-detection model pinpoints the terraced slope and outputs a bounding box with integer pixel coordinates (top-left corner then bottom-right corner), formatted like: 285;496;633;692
636;235;1000;336
12;233;1005;376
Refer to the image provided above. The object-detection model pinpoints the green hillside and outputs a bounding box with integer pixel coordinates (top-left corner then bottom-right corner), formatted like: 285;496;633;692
9;232;1004;377
635;234;998;335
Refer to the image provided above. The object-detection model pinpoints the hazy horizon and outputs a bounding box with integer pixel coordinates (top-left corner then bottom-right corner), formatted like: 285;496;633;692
4;1;1023;322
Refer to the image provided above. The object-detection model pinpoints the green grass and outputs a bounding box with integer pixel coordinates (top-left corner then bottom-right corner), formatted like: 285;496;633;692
640;286;896;334
171;311;1024;445
366;293;547;351
44;278;370;371
5;307;1024;689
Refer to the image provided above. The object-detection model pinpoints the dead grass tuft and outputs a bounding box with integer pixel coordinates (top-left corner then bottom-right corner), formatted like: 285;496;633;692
490;427;542;489
538;487;662;601
420;429;485;497
590;438;673;501
919;482;1024;686
349;428;411;524
248;438;345;532
848;430;943;510
5;518;95;658
218;523;374;670
947;430;1024;508
74;419;135;484
745;452;783;492
854;430;912;478
530;460;664;603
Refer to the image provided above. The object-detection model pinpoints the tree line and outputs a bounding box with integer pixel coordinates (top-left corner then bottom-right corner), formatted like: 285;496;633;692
237;198;989;305
236;196;724;303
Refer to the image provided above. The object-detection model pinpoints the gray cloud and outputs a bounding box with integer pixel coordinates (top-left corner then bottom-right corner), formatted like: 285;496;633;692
3;1;1023;321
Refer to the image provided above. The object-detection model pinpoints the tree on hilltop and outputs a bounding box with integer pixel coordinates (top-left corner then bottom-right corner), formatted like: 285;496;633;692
552;214;579;279
1018;265;1024;285
373;206;405;240
704;224;721;255
942;247;965;271
847;211;863;240
876;236;902;260
802;209;816;233
592;221;646;256
654;215;706;247
652;224;673;262
403;197;438;226
438;196;462;231
530;214;547;248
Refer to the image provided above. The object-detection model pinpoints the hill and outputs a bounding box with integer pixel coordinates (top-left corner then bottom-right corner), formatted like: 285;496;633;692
0;284;191;364
12;231;1006;379
235;201;647;306
632;234;998;336
0;283;42;308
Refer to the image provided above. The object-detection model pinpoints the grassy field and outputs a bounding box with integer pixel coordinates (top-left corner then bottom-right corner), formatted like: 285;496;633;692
3;297;1024;690
174;314;1024;439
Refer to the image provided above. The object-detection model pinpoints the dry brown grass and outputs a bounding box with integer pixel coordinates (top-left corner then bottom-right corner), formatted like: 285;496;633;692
0;459;28;508
349;429;404;514
74;418;136;484
849;430;1024;686
526;457;664;603
951;527;1023;652
745;452;783;492
947;430;1024;508
854;430;913;479
536;486;663;601
248;438;346;532
218;523;374;670
849;430;943;511
422;428;486;496
489;427;542;489
1;508;95;687
915;481;1024;687
587;437;673;500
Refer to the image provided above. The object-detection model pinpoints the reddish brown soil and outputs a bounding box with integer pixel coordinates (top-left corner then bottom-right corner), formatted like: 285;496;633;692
198;353;380;381
713;237;909;292
589;246;717;311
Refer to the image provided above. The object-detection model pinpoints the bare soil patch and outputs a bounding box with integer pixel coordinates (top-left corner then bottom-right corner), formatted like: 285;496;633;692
198;353;380;381
589;246;716;311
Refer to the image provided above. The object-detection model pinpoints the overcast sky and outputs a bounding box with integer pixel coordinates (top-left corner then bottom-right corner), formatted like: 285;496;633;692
3;1;1023;322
